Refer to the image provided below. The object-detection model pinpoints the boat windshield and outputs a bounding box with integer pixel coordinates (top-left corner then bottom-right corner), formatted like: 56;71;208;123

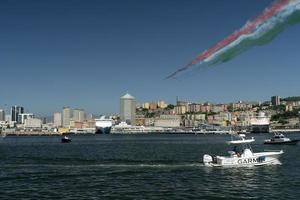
228;135;253;152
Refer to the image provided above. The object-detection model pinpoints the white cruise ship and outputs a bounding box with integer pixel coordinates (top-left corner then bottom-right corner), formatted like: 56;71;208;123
95;116;113;134
250;112;270;133
111;122;171;134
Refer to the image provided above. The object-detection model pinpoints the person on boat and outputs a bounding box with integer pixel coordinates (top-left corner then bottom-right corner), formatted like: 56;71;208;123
233;146;241;157
233;146;237;153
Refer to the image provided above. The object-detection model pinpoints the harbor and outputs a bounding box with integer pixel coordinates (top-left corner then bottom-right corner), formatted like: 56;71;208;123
1;133;300;199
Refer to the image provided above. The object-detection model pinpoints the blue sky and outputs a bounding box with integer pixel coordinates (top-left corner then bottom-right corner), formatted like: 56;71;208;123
0;0;300;115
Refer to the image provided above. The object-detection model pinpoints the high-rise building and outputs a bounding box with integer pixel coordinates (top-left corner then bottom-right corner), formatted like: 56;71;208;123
271;96;281;106
5;114;11;122
0;109;5;121
120;93;136;125
73;109;85;122
62;107;71;128
53;112;62;127
18;113;34;124
11;106;24;124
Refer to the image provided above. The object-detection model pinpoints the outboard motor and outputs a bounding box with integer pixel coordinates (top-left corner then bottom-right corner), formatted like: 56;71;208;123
203;154;213;166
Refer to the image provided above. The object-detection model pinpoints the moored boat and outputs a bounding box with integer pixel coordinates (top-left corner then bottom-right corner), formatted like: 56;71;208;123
203;134;284;167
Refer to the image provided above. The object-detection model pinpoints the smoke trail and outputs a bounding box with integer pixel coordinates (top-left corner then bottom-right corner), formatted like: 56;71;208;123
167;0;300;79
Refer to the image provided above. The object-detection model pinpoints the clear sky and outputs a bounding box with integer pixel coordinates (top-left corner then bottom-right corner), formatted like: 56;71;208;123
1;0;300;115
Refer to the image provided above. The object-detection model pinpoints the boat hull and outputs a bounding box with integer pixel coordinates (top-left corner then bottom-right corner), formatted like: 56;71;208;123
203;151;283;167
61;138;71;143
264;139;300;145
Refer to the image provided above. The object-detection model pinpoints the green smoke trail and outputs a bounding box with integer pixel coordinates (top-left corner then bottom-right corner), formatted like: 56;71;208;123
210;10;300;65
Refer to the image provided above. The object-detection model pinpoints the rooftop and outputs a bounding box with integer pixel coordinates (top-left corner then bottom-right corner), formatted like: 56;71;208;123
121;93;135;99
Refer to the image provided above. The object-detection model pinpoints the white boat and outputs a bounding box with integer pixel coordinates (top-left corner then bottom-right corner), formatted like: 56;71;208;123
203;134;284;167
264;133;300;145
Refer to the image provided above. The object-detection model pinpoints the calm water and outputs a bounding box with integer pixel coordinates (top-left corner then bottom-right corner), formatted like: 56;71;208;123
1;133;300;200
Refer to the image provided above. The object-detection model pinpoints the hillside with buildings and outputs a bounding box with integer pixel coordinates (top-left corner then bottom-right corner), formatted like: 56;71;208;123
1;95;300;135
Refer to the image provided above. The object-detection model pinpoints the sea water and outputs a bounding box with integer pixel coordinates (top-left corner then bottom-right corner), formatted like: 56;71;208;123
0;134;300;199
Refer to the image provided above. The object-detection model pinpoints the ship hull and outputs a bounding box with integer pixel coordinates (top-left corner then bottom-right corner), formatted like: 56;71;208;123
264;139;300;145
95;126;111;134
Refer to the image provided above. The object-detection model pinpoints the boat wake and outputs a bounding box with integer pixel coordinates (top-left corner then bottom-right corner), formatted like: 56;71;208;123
1;162;205;169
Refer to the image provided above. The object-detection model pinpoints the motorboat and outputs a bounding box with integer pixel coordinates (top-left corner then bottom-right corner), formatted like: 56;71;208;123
264;133;300;145
203;134;284;167
61;136;71;143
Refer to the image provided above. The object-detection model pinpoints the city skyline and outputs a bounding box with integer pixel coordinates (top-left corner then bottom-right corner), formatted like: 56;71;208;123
1;0;300;115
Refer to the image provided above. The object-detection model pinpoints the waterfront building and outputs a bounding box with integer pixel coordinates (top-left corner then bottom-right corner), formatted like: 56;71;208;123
184;119;201;127
18;113;34;124
11;106;24;123
154;115;181;128
62;107;71;128
144;118;155;126
82;118;96;128
0;109;5;121
73;109;85;122
271;96;281;106
24;118;42;129
53;112;62;127
237;112;252;126
70;120;83;129
135;115;146;126
185;113;206;121
120;93;136;125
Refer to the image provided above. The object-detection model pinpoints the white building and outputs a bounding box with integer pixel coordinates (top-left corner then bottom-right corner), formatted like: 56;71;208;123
24;118;42;129
62;107;71;128
154;115;181;128
0;109;5;121
5;114;11;122
73;109;85;122
53;112;62;127
18;113;34;124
